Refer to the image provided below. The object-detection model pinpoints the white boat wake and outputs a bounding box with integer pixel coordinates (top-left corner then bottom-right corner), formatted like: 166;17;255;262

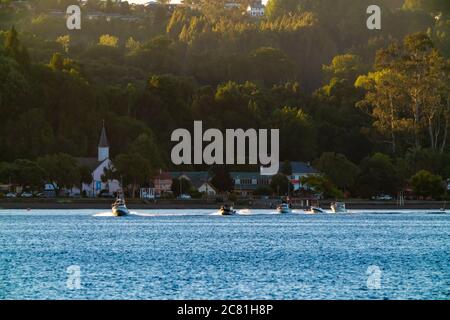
92;209;448;217
93;211;140;217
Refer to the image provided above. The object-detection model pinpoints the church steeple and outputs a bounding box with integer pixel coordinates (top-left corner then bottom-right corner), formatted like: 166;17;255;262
98;120;109;162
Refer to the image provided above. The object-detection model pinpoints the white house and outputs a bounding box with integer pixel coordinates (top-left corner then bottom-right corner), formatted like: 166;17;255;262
197;182;217;196
74;123;121;197
247;1;265;17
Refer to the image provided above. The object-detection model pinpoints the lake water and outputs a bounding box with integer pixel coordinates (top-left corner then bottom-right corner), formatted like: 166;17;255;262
0;209;449;300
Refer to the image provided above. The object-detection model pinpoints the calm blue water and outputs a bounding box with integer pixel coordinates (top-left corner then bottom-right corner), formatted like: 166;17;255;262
0;209;449;300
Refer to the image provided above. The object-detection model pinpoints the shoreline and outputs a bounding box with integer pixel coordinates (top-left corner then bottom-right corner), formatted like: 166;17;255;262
0;199;448;210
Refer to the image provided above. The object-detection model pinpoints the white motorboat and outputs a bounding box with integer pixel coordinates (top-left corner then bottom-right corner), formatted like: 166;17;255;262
277;203;292;214
112;197;130;217
331;202;347;213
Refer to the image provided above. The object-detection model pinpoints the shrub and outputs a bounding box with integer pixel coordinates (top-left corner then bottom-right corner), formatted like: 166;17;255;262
411;170;445;199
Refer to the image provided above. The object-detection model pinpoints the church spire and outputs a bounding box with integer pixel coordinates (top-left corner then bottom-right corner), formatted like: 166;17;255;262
98;120;109;148
98;120;109;161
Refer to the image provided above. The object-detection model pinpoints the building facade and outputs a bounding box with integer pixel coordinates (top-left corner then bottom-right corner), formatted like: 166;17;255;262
231;162;319;196
247;1;265;17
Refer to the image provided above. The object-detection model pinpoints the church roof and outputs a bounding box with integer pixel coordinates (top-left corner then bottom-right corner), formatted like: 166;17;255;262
75;157;102;171
98;122;109;148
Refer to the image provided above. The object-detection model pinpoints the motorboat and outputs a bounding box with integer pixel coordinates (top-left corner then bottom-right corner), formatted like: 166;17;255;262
219;204;236;216
304;206;326;214
277;203;292;214
112;197;130;217
331;202;347;213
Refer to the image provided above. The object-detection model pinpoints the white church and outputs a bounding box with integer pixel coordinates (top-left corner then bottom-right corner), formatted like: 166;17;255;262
72;123;121;197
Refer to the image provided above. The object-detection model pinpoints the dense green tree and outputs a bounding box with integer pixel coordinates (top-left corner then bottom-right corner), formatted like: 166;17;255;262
37;153;80;192
49;52;64;70
0;162;14;184
356;153;401;198
11;159;45;189
128;133;164;169
248;47;296;86
300;175;343;199
4;26;29;67
404;0;450;16
403;148;450;178
411;169;445;199
5;108;55;160
314;153;360;191
265;0;300;20
0;54;29;121
271;107;317;161
280;160;292;176
323;54;366;84
78;165;93;197
210;166;233;193
357;33;449;152
113;153;153;199
270;174;293;196
171;177;193;196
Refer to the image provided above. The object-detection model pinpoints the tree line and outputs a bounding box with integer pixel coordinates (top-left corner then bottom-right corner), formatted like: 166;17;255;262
0;0;449;199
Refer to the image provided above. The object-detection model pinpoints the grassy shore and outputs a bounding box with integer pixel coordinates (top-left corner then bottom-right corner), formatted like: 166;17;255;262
0;198;448;210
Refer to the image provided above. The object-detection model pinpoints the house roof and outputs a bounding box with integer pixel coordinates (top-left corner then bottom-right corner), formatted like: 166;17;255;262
170;171;214;189
290;162;319;175
98;122;109;148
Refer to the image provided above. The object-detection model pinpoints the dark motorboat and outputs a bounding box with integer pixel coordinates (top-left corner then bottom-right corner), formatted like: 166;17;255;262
219;204;236;216
304;206;326;214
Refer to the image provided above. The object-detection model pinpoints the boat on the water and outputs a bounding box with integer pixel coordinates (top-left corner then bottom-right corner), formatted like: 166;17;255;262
277;203;292;214
112;197;129;217
331;202;347;213
219;204;236;216
304;206;326;214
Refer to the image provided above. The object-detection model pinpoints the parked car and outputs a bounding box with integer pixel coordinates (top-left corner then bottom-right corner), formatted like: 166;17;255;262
33;192;45;198
20;191;34;198
6;192;17;198
373;194;393;201
178;194;192;200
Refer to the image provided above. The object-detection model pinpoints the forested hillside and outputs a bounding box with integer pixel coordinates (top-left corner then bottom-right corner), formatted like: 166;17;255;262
0;0;449;198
